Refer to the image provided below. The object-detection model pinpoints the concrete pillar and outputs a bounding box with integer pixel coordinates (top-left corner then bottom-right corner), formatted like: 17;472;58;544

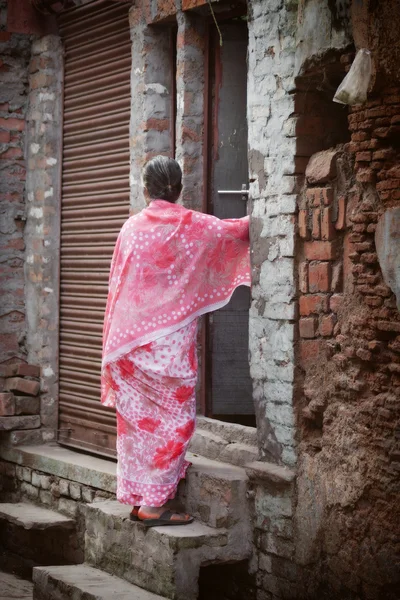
24;35;64;440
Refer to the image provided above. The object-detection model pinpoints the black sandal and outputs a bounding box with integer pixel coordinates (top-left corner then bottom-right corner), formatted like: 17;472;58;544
139;509;194;528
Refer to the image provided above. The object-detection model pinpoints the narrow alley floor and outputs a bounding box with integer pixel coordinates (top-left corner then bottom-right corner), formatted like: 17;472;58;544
0;571;33;599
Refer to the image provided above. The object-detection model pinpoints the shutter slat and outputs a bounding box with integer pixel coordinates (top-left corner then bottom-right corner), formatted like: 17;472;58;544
58;0;130;457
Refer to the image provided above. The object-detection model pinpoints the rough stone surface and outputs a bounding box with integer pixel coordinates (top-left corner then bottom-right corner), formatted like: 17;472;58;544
375;208;400;311
33;564;166;600
84;500;250;600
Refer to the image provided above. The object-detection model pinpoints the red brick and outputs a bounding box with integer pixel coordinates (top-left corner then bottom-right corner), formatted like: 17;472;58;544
15;396;40;415
321;206;335;240
351;131;368;142
365;296;383;307
308;262;331;292
306;150;337;184
299;295;329;316
356;169;376;184
299;262;308;293
335;196;346;230
0;32;11;42
15;364;40;378
299;317;318;339
306;189;320;207
330;294;343;312
304;241;337;261
0;392;15;416
4;378;40;397
331;263;343;292
322;188;334;206
298;210;309;239
300;339;325;367
0;147;23;159
355;151;372;162
356;348;372;362
0;130;10;143
312;208;321;239
320;314;336;337
0;365;17;378
0;118;25;132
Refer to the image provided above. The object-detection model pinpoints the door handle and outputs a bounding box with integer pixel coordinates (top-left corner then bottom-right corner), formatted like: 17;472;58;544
218;184;249;201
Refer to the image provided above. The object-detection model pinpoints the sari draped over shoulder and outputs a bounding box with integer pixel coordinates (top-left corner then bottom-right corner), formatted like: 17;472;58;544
101;200;250;507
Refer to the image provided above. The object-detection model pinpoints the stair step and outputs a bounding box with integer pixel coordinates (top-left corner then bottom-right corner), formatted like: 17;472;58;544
84;500;251;600
33;564;167;600
0;502;75;530
182;453;248;528
0;502;82;567
196;416;258;446
189;430;258;466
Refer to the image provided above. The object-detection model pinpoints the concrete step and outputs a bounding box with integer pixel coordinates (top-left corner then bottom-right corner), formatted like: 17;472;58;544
0;570;33;599
33;564;167;600
83;500;252;600
189;429;258;466
182;452;249;528
0;502;82;566
196;416;258;446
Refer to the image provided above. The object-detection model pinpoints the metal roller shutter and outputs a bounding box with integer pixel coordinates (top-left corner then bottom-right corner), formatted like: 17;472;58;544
57;0;131;457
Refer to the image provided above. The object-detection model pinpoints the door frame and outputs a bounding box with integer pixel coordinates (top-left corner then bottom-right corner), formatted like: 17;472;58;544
200;10;249;418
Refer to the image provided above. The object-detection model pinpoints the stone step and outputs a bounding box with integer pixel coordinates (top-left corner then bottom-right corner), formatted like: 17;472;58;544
196;416;258;446
182;452;249;528
33;564;167;600
83;500;252;600
0;502;82;566
189;429;258;466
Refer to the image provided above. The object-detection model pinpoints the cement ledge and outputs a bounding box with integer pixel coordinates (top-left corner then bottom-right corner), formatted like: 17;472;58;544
244;461;295;485
0;444;117;493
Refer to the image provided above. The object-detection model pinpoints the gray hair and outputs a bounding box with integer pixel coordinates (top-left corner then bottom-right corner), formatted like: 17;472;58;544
142;155;182;203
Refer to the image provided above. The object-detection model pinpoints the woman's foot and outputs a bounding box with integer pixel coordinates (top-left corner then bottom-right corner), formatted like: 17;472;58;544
137;505;193;527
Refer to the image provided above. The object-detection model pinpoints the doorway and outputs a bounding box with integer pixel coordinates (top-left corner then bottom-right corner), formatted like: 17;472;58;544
205;19;254;426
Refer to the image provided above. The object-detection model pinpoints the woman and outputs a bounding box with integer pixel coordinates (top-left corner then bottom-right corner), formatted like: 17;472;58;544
101;156;250;526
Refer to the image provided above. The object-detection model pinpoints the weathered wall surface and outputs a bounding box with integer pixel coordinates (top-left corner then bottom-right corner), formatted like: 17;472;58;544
0;0;31;365
24;34;63;441
293;2;400;596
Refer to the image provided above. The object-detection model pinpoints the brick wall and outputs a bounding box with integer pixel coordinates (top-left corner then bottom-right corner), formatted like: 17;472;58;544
0;0;31;365
294;90;400;599
24;34;63;439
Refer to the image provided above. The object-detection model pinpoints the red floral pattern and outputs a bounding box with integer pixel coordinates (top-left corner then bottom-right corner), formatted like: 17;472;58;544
108;320;197;507
176;420;195;441
153;441;185;469
137;417;161;433
175;385;195;404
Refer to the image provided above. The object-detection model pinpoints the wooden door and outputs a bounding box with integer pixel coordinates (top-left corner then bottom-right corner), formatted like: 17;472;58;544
207;20;254;424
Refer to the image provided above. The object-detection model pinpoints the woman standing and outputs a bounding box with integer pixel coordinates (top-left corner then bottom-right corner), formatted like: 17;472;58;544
101;156;250;526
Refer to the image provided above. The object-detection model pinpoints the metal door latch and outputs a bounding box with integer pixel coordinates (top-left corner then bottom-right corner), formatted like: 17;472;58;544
218;183;249;201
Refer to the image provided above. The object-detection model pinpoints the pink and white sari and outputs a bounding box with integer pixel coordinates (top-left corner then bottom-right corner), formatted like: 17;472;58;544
102;200;250;507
